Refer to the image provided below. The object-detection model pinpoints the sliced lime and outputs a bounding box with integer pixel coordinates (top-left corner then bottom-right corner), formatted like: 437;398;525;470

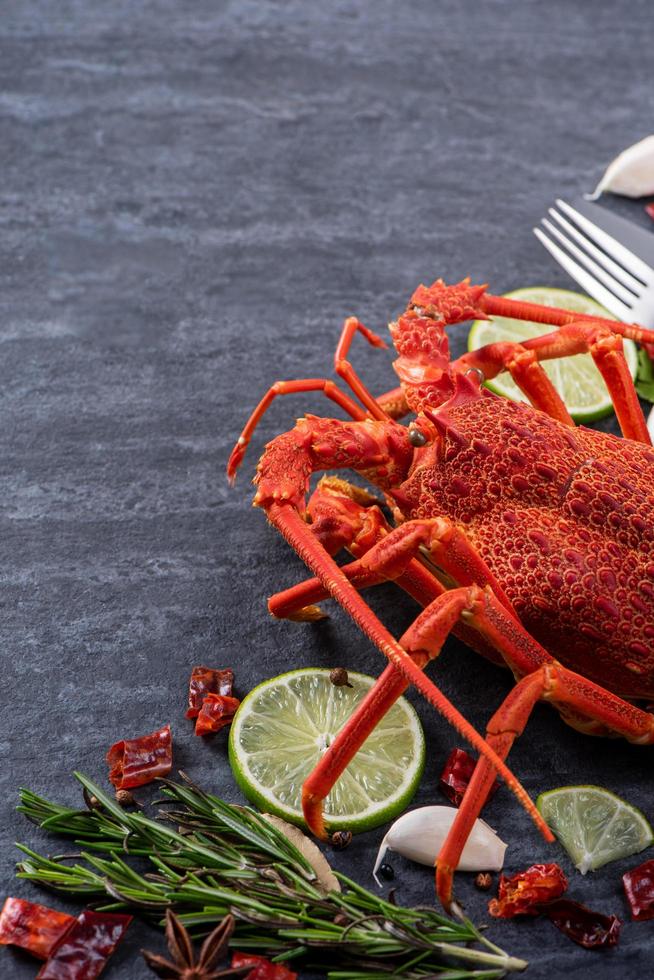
228;668;425;833
537;784;653;874
468;286;638;422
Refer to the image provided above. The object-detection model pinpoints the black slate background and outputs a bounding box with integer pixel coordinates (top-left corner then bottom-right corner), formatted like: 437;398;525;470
2;1;654;977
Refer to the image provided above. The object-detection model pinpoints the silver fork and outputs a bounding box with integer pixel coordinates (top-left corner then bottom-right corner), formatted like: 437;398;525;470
534;199;654;327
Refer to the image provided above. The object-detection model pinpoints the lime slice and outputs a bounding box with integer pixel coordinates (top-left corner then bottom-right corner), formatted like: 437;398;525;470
228;668;425;833
468;286;638;422
537;785;653;874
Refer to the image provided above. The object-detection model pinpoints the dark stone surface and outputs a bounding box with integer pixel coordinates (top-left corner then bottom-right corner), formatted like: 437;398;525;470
2;0;654;976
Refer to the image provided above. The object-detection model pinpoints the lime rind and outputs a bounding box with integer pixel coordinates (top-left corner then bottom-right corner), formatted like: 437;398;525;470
228;668;425;833
468;286;638;423
537;784;653;874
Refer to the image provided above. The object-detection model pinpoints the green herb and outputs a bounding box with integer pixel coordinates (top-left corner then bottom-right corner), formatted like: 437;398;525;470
16;772;527;978
636;348;654;403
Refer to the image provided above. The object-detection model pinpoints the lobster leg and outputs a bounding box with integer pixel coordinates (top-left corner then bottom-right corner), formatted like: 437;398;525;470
269;553;444;620
229;318;402;481
334;317;390;420
437;660;654;909
410;279;650;440
227;378;366;479
460;344;574;426
480;290;654;348
269;477;445;619
272;515;538;835
302;585;485;837
457;320;649;443
376;385;410;419
267;501;550;841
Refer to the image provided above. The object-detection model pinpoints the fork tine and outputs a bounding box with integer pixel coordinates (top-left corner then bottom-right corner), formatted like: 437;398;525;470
556;200;654;285
533;227;633;321
548;208;643;295
541;217;637;306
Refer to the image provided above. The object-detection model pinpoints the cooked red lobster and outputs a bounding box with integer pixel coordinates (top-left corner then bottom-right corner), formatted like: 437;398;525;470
229;279;654;909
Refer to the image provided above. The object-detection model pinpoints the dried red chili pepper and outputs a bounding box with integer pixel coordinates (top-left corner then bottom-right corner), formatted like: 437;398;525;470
623;858;654;920
186;666;235;718
541;898;621;948
195;694;240;736
231;951;298;980
646;203;654;222
106;723;172;789
439;748;499;807
488;863;568;918
36;910;132;979
0;898;75;960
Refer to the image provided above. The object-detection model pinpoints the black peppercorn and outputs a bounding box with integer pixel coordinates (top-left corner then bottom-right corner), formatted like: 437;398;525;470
378;862;395;881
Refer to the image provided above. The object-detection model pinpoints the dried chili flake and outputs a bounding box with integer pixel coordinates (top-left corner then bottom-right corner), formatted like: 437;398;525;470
0;898;75;960
186;666;234;718
231;951;298;980
488;863;568;918
439;747;499;807
106;723;172;789
646;203;654;222
542;898;621;948
36;910;132;979
623;858;654;920
195;694;240;736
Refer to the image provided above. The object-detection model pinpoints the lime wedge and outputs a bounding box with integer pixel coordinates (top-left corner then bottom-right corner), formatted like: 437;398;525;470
468;286;638;422
228;668;425;833
537;785;653;874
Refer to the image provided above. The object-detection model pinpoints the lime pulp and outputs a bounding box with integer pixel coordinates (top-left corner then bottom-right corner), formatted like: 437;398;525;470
228;668;425;833
537;784;653;874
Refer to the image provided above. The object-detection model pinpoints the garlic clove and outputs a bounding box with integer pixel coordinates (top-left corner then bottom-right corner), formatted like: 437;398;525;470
372;806;507;886
587;135;654;200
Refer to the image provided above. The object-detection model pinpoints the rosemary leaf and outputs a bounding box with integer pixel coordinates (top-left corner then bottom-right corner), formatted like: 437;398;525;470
15;775;527;979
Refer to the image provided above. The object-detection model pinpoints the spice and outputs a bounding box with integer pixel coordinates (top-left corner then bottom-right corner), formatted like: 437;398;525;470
115;789;137;807
647;203;654;222
542;899;621;948
36;909;132;979
195;694;240;736
329;667;352;688
0;897;74;960
330;830;352;850
142;909;247;979
17;773;529;978
83;789;101;810
623;858;654;920
475;872;493;891
187;667;234;719
232;952;297;979
378;863;394;881
489;863;567;918
439;748;499;807
106;723;172;789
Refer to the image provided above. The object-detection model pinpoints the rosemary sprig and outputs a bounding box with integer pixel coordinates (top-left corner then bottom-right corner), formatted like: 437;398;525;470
16;773;526;978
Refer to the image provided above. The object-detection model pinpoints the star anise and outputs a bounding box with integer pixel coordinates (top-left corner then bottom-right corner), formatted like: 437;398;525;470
141;910;250;979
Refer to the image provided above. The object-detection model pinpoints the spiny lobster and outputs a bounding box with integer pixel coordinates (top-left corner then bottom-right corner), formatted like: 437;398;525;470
228;278;654;910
